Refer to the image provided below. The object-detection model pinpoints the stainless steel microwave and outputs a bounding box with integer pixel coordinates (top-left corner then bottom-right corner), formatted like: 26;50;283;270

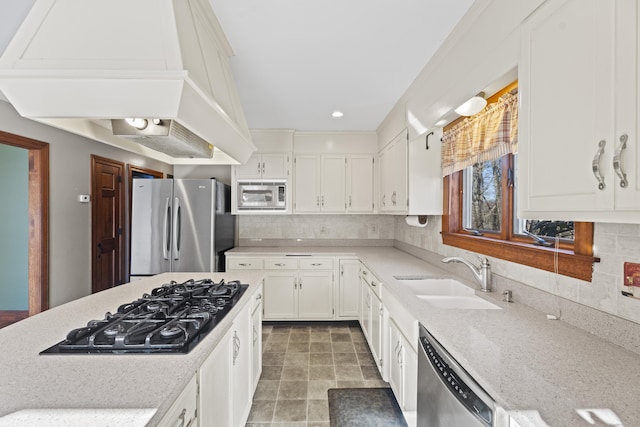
237;180;287;211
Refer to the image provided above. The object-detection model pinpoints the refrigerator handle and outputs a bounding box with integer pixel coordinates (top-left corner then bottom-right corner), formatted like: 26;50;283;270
163;197;170;260
172;197;181;260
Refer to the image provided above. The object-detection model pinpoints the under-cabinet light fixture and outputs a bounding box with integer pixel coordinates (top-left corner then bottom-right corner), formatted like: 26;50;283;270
435;119;448;127
454;92;487;116
331;110;344;118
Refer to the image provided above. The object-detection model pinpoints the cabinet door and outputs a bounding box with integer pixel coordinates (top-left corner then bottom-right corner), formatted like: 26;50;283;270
264;272;298;319
378;144;393;211
403;344;418;412
370;290;383;370
519;0;615;216
294;155;320;212
235;153;263;179
339;260;360;317
615;0;640;212
199;329;232;427
298;271;334;319
232;304;252;427
408;130;443;215
388;319;403;405
347;154;374;213
391;135;408;212
359;273;370;340
321;154;346;212
251;288;263;391
262;153;289;179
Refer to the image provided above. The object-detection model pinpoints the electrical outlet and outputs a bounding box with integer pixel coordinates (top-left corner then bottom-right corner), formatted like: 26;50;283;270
368;223;379;238
624;262;640;287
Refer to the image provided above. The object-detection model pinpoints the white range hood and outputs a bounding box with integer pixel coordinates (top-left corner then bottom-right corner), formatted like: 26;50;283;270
0;0;256;165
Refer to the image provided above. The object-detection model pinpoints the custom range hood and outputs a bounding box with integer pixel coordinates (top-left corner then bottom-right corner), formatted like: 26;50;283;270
0;0;255;164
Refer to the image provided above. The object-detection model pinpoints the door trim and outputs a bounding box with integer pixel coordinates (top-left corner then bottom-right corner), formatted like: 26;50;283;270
0;131;49;316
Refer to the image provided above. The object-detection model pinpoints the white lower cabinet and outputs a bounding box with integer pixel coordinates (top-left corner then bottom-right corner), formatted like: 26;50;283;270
338;259;360;318
199;300;255;427
199;328;232;427
388;318;417;413
263;271;333;319
359;263;384;371
262;258;335;320
263;271;299;319
157;374;198;427
251;283;264;391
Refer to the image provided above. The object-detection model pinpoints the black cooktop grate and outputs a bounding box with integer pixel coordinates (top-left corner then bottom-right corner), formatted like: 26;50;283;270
41;279;248;355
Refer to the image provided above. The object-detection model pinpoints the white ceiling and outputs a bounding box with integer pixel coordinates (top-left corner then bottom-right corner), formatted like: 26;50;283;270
208;0;475;132
0;0;475;132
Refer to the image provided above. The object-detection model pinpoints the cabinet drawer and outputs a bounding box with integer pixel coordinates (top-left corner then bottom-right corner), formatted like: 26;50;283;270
228;258;263;270
360;264;382;299
252;283;264;314
157;374;197;427
299;258;334;270
264;258;298;269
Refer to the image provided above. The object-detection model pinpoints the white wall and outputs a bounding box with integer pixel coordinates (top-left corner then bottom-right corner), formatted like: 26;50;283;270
0;101;173;308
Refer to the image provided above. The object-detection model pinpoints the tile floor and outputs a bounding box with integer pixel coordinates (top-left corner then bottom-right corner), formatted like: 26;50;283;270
246;321;389;427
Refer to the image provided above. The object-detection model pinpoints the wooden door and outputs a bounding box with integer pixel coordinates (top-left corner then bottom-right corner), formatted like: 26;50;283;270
91;155;124;293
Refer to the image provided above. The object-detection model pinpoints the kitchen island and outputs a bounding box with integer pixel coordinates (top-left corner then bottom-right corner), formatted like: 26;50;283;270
227;246;640;426
0;271;264;427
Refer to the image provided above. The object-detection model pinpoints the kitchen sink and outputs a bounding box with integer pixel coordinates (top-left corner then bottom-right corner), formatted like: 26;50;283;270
394;276;501;310
417;295;501;310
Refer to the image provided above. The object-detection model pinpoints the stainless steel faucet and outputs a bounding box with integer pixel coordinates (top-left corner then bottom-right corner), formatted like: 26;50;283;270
441;256;491;292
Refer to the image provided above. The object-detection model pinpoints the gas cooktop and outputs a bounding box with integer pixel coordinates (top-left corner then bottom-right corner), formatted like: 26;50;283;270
41;279;248;355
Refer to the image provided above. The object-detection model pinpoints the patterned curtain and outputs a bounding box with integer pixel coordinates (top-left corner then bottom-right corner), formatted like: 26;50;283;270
441;89;518;177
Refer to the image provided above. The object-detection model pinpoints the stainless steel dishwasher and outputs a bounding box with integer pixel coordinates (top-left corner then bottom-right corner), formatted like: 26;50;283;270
417;323;495;426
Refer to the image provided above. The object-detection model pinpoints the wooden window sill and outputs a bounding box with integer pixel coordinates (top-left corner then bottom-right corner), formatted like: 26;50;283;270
441;232;599;282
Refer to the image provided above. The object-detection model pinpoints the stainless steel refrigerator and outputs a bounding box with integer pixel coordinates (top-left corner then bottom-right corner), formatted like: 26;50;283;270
130;178;234;278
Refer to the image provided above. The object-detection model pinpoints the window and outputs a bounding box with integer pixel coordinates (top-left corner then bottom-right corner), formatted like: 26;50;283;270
441;84;598;282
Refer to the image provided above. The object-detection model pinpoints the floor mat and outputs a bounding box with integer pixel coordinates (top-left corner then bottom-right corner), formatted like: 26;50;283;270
328;387;408;427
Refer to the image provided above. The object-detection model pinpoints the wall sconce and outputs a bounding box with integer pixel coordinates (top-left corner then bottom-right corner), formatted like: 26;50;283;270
454;92;487;116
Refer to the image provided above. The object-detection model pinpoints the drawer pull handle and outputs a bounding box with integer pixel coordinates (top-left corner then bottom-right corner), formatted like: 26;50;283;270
239;263;251;266
274;263;286;266
256;293;262;300
614;134;629;188
178;408;186;427
362;270;368;276
371;281;377;287
592;140;606;190
311;263;322;266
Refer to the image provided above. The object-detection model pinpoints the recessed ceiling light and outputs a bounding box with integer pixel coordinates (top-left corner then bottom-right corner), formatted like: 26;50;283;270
435;119;448;127
331;111;344;118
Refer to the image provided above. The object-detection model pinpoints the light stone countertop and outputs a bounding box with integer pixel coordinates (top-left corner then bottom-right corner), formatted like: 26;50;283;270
0;271;264;427
227;246;640;426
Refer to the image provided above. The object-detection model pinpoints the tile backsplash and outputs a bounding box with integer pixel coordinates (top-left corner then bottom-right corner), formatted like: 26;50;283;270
394;216;640;326
238;215;395;240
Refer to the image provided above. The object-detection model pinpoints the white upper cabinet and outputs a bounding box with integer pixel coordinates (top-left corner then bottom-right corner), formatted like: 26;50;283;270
407;129;443;215
293;154;347;213
379;130;408;213
347;155;375;213
294;154;322;212
235;153;290;180
321;155;347;212
519;0;640;222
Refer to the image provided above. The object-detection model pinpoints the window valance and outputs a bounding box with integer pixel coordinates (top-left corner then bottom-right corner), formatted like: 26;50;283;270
441;90;518;177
